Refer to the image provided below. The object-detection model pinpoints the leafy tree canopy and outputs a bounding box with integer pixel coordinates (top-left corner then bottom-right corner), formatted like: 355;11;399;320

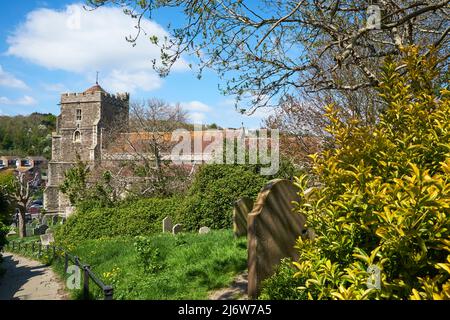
0;113;56;159
87;1;449;114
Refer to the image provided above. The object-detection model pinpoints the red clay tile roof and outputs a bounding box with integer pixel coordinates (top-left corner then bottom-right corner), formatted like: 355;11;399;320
84;84;107;94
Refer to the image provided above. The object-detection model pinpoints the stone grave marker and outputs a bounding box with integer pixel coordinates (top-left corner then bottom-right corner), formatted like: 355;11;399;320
233;197;254;237
172;224;183;234
52;215;59;225
199;226;211;234
26;224;34;237
162;216;173;233
247;179;306;299
65;206;75;217
40;233;55;246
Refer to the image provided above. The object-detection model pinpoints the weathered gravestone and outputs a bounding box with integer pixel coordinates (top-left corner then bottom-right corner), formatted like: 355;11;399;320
172;224;183;234
199;226;211;234
33;224;48;236
42;215;58;226
233;197;254;237
25;224;34;237
247;179;306;299
40;233;55;246
65;206;75;218
162;216;173;233
45;228;54;235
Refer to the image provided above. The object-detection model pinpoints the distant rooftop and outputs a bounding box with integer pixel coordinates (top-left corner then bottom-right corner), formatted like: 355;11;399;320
83;83;107;94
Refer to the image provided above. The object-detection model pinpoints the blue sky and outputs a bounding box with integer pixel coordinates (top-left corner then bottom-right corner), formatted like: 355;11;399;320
0;1;272;128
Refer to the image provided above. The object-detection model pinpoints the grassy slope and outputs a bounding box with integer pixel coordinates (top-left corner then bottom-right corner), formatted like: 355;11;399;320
53;230;247;300
6;234;40;243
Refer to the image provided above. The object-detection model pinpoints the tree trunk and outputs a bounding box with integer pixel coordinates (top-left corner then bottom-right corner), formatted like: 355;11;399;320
18;209;26;238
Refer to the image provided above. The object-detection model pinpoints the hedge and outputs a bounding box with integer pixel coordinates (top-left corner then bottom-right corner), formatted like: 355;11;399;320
57;162;296;243
177;164;268;230
55;197;184;245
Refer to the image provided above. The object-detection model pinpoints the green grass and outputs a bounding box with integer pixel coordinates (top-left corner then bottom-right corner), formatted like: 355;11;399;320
53;230;247;300
6;234;40;243
4;234;55;264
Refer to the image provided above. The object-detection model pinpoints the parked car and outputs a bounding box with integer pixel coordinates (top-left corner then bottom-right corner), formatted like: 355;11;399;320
31;199;43;206
28;204;43;215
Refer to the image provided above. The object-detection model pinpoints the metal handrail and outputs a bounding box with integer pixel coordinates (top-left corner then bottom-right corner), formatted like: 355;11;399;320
4;240;114;300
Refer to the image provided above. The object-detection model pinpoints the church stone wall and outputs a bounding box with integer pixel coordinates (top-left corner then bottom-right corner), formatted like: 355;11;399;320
44;88;130;216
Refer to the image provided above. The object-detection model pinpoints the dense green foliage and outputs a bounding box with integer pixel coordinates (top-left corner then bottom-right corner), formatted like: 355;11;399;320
134;236;163;273
259;259;304;300
58;160;294;241
59;156;118;207
0;170;15;224
55;197;184;245
178;164;268;230
179;160;301;231
57;165;268;242
0;113;56;158
59;156;90;205
0;220;8;269
0;221;8;249
261;48;450;300
0;222;8;268
51;231;246;299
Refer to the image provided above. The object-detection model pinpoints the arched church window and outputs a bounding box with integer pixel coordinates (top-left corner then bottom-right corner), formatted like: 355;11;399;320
74;130;81;143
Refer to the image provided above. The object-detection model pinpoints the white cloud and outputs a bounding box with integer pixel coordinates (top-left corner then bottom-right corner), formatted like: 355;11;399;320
42;82;69;92
219;98;237;108
188;112;206;124
19;96;38;105
180;100;212;112
0;65;28;89
179;101;212;124
6;3;189;93
0;95;37;106
249;107;276;119
104;70;162;94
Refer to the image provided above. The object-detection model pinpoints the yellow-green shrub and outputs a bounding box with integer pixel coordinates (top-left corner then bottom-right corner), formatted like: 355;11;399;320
261;47;450;300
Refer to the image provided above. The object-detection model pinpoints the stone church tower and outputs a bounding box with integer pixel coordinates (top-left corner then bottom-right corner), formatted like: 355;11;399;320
44;84;129;216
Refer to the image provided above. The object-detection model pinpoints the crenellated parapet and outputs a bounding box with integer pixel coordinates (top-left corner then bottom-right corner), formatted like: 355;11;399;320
61;91;129;107
102;92;129;108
